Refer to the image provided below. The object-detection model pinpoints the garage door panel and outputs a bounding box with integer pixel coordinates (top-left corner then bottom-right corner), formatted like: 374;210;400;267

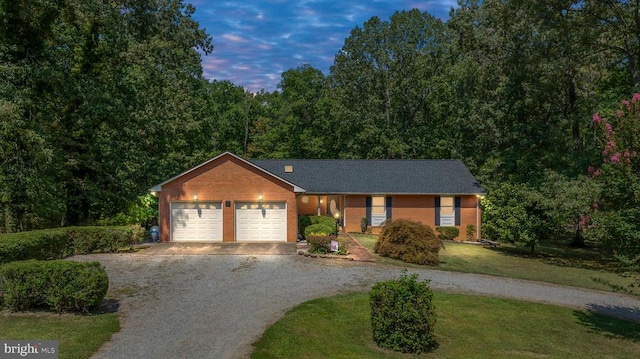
171;202;223;242
235;202;287;242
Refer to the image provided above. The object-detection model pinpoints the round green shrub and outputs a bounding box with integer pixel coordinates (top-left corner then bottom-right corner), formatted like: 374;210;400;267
304;223;335;237
0;260;108;313
436;226;460;241
375;219;441;265
309;215;337;226
369;271;437;353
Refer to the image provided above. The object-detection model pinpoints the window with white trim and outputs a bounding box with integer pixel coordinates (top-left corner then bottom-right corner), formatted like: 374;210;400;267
371;196;386;226
440;196;455;226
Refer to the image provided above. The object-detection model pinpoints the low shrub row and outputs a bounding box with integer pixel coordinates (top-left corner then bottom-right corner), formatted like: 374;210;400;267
0;226;144;264
306;234;350;255
0;260;109;313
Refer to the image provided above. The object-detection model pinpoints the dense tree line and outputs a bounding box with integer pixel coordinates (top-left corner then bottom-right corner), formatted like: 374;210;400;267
1;0;638;268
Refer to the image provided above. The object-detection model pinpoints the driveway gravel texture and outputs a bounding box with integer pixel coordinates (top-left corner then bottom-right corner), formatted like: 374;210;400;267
71;253;640;359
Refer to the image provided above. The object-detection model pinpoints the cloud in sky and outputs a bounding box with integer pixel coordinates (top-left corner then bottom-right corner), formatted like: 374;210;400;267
191;1;455;92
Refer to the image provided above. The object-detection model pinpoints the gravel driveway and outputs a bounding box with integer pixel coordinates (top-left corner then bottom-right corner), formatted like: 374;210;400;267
72;253;640;359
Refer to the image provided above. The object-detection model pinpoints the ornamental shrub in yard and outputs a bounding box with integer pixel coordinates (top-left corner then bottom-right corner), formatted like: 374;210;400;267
375;219;441;265
436;226;459;241
0;260;108;313
369;271;437;353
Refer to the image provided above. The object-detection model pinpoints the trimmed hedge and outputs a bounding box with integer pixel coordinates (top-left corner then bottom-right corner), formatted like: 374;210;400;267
300;216;338;237
304;223;336;237
309;215;336;226
436;226;460;241
370;271;437;353
375;219;441;265
306;234;350;255
0;260;109;313
0;226;144;264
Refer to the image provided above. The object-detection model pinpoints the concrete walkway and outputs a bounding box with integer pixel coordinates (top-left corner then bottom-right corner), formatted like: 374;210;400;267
74;253;640;359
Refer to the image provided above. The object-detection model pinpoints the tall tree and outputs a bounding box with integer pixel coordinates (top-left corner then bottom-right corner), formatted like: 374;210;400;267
329;9;449;159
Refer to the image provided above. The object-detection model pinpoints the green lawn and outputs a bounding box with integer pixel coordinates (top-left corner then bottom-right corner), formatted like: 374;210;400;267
0;310;119;359
352;233;640;296
252;291;640;359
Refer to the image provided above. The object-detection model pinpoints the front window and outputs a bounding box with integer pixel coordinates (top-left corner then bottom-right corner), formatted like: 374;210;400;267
440;196;455;226
371;196;386;226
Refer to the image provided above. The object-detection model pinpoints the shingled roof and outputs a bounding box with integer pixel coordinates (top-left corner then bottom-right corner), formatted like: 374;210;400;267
249;159;485;195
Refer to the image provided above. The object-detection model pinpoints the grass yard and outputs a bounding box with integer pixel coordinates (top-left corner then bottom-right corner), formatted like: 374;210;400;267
352;233;640;296
0;310;119;359
251;291;640;359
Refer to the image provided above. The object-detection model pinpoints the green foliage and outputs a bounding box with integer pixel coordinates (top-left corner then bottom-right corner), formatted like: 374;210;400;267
309;215;336;226
0;260;108;313
0;226;143;264
586;95;640;273
96;194;158;226
304;223;335;237
303;216;337;237
481;182;546;252
436;226;459;241
375;219;441;265
298;215;312;238
466;224;476;241
306;234;334;254
369;271;437;353
361;217;368;233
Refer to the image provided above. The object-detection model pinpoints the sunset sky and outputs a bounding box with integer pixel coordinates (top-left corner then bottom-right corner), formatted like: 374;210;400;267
190;1;457;92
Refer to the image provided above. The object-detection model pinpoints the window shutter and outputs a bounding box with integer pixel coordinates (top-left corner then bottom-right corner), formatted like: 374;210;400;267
455;196;461;226
435;197;440;226
386;197;392;220
366;196;372;225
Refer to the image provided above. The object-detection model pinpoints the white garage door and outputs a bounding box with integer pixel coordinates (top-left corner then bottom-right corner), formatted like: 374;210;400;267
235;202;287;242
171;202;223;242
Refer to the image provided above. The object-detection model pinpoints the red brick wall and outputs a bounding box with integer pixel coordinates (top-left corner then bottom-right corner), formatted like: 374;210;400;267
297;195;327;216
157;154;297;242
344;195;366;233
342;194;481;241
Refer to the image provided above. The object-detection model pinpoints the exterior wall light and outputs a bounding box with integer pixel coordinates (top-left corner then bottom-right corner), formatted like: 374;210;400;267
258;194;263;202
193;193;198;201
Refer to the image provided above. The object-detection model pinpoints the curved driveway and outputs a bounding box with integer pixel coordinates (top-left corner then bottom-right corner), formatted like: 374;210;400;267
74;254;640;359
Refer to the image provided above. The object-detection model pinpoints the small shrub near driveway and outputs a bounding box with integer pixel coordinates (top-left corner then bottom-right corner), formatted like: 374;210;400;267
369;271;437;354
375;219;441;265
306;234;349;255
307;234;334;253
0;260;108;313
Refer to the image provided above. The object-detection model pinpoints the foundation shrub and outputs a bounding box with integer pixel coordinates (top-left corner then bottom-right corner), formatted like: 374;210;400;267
306;234;335;253
375;219;441;265
369;271;437;353
0;260;108;313
304;223;335;237
309;215;336;226
466;224;476;241
298;215;312;238
361;217;368;233
436;226;459;241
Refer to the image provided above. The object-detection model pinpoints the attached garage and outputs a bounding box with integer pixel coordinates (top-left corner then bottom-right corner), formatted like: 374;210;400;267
235;202;287;242
171;202;223;242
